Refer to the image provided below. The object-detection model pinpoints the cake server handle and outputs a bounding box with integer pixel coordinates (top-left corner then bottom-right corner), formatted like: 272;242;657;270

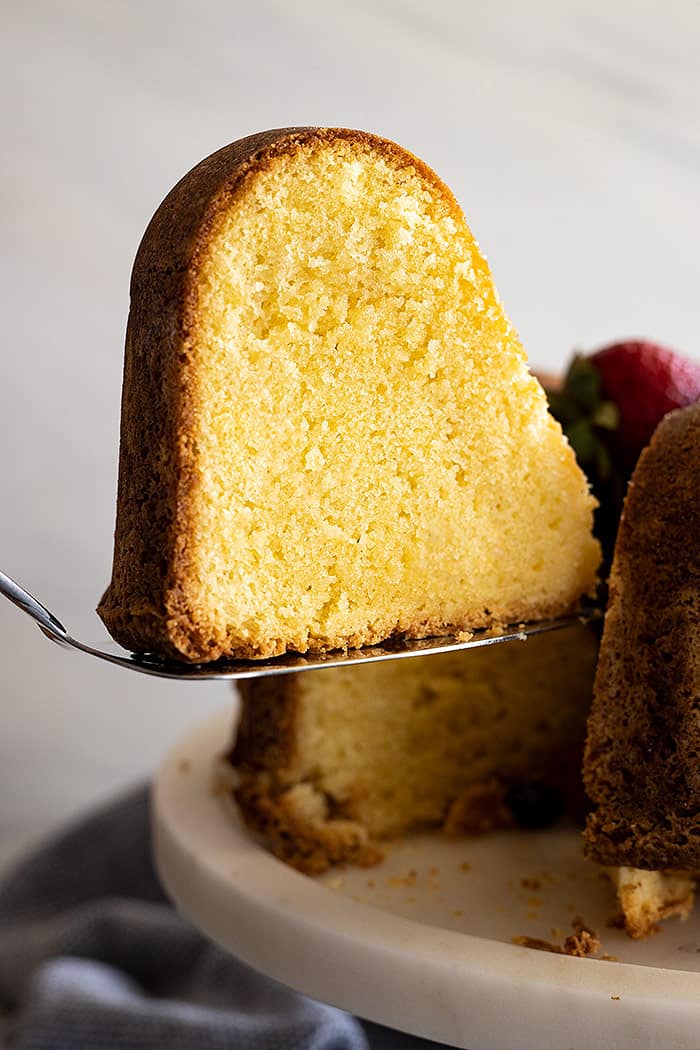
0;570;71;646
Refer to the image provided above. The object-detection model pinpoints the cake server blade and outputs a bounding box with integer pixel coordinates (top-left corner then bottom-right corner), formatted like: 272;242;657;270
0;569;599;682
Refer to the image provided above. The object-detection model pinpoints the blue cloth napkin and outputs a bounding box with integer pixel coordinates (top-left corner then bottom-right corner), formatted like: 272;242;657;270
0;788;385;1050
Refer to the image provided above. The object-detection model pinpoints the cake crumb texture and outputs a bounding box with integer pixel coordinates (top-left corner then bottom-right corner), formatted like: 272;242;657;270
98;126;599;662
512;917;600;957
607;866;696;939
232;623;597;872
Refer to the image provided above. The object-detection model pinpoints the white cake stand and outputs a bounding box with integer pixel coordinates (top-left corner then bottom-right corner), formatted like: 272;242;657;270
154;708;700;1050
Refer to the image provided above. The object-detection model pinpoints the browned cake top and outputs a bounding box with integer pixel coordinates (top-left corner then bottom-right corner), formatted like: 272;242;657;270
584;401;700;869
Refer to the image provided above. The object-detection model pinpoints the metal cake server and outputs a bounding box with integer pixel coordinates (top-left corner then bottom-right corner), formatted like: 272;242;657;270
0;569;599;682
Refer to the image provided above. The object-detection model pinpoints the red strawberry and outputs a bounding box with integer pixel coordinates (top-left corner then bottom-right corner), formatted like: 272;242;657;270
544;339;700;566
591;340;700;471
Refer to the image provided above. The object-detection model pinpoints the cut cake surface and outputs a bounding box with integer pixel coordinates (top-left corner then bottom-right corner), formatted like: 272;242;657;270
99;126;599;662
231;623;598;873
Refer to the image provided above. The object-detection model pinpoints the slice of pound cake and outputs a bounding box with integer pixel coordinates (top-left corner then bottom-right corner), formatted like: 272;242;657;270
231;623;598;873
584;402;700;936
99;127;599;662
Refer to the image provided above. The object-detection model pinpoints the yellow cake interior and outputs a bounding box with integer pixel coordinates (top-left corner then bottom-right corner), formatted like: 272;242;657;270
233;624;598;868
182;139;598;656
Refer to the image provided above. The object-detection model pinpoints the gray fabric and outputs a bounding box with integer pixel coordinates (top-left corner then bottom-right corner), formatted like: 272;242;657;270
0;788;368;1050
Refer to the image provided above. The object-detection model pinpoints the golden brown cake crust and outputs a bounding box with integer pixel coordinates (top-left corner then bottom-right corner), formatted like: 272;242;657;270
584;403;700;869
231;675;303;777
232;777;384;875
232;675;384;873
